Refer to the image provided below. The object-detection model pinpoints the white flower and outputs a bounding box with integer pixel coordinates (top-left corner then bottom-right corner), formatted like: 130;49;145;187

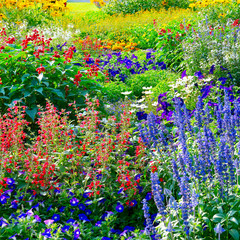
136;98;145;103
142;86;153;90
138;104;148;109
130;104;138;108
143;90;153;95
152;101;158;106
121;91;132;95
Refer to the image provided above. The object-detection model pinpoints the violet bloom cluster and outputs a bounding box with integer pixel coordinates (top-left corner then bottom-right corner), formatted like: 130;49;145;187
141;89;240;236
100;51;166;82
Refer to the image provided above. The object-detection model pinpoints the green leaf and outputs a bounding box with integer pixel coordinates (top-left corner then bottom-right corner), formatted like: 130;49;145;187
27;94;36;104
17;180;27;189
213;213;225;222
23;90;31;98
228;210;237;217
59;165;66;173
21;73;30;82
230;229;239;240
0;87;5;95
35;87;43;95
230;217;239;225
49;88;65;99
25;106;38;121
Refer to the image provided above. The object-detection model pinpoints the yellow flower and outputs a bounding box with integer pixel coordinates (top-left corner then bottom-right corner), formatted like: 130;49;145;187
0;13;6;19
218;13;226;18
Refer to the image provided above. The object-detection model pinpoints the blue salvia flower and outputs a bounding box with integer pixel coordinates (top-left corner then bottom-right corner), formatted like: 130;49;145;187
194;96;204;129
142;199;157;236
150;172;167;221
214;223;225;240
147;112;159;148
179;174;191;236
234;99;240;129
191;190;199;208
138;123;148;145
171;154;181;183
173;98;188;155
215;97;224;133
204;105;212;126
216;137;229;196
183;104;193;134
223;89;232;132
224;142;235;186
168;196;178;211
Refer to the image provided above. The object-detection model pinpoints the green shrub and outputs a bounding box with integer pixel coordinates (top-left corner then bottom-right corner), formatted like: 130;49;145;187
103;0;162;15
103;81;131;102
126;70;175;99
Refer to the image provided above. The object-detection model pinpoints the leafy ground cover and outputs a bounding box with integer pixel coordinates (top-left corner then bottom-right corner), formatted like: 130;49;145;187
1;0;240;239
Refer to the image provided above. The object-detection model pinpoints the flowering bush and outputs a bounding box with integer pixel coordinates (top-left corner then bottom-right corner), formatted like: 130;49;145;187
182;18;240;84
138;89;240;239
0;29;104;120
0;97;159;239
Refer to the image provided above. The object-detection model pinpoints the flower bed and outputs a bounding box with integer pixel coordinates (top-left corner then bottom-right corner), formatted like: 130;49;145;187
1;1;240;239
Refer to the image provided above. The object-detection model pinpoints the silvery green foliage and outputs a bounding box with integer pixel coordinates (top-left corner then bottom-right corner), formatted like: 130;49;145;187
182;18;240;84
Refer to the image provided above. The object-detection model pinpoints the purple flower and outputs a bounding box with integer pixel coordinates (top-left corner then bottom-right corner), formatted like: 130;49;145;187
46;204;52;212
146;192;152;201
52;214;60;222
26;209;34;216
59;206;66;212
11;200;18;209
95;220;102;227
118;188;124;194
61;225;70;233
79;214;90;221
130;200;137;207
201;85;212;99
124;226;135;232
44;219;54;226
6;178;15;186
70;198;79;207
74;228;81;239
102;238;111;240
66;218;75;225
42;229;52;238
194;70;204;79
34;215;41;222
78;203;86;211
9;234;17;239
116;204;124;213
134;174;142;180
209;65;215;74
136;111;148;121
214;223;225;234
181;70;187;79
85;209;92;215
0;195;7;204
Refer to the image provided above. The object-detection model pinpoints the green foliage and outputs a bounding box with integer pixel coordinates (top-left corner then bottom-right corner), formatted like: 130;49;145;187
103;81;131;102
0;37;103;121
1;6;53;27
126;69;171;98
103;0;162;15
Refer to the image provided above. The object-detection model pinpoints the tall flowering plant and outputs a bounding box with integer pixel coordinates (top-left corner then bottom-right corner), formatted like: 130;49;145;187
0;29;104;120
139;90;240;239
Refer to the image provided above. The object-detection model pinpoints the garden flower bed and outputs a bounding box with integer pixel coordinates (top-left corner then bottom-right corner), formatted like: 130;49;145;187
1;0;240;239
